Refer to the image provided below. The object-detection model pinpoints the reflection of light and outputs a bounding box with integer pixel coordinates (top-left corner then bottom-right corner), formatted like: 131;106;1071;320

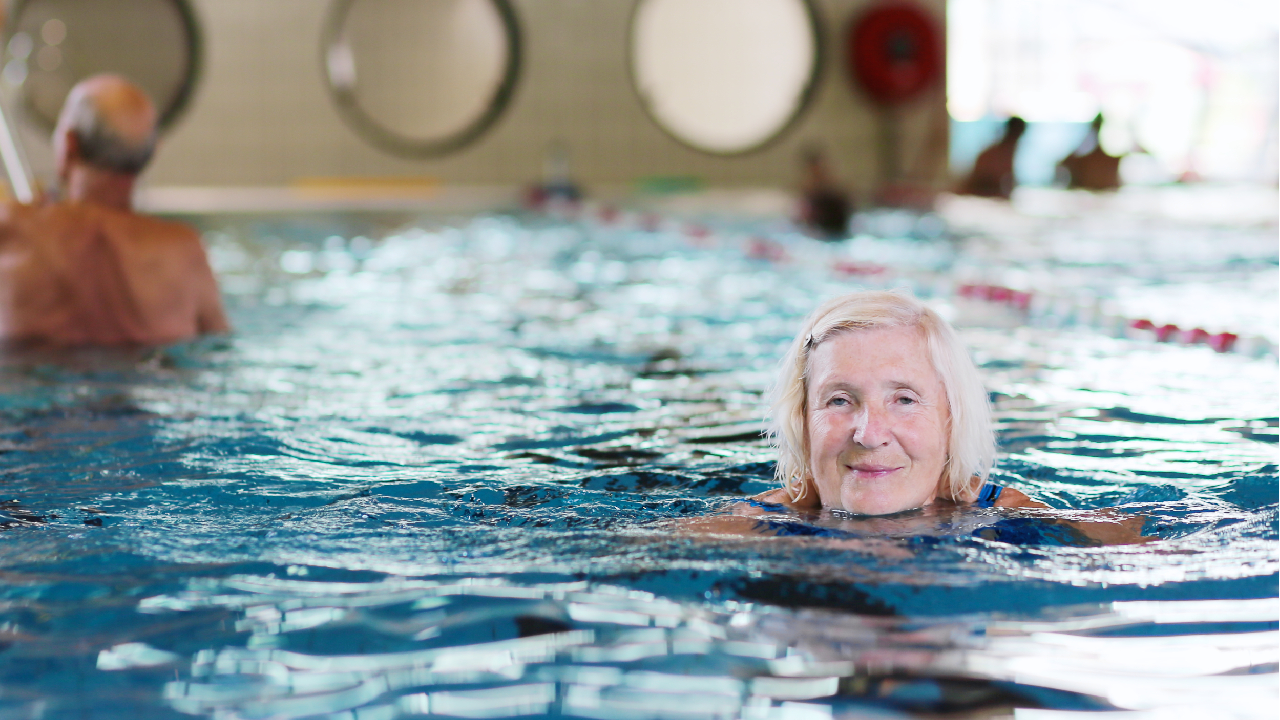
6;32;32;60
567;603;653;626
405;684;557;717
36;45;60;72
326;41;357;91
2;60;27;86
1113;598;1277;624
280;250;314;274
748;676;838;701
41;18;66;46
97;642;181;670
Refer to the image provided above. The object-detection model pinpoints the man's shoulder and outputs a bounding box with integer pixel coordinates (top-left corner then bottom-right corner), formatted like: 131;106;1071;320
0;199;36;226
94;206;202;245
0;200;49;245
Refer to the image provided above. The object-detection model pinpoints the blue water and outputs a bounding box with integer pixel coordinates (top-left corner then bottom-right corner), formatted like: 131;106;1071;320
0;195;1276;719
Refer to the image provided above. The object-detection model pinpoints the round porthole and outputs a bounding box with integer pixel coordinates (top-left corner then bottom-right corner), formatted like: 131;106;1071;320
323;0;521;158
0;0;201;133
629;0;822;155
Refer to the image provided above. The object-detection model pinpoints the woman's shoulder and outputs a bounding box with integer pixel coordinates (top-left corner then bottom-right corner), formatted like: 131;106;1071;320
750;487;791;505
675;488;795;536
970;480;1048;509
746;486;824;512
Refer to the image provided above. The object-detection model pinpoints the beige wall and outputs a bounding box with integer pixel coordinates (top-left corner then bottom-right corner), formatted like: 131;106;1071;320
17;0;948;194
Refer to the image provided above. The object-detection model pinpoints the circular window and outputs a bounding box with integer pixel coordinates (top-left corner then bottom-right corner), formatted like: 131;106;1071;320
323;0;521;158
1;0;200;133
629;0;821;155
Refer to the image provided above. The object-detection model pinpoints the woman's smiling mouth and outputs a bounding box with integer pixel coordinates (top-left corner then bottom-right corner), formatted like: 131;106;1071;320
847;463;903;478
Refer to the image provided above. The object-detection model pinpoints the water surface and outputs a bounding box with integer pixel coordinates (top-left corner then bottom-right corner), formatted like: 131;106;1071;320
0;191;1275;718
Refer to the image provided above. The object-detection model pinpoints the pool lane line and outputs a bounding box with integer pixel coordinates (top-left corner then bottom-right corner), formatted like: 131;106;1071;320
574;203;1276;359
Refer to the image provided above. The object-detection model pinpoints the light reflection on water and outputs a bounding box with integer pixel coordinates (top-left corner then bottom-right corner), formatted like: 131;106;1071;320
120;578;1278;719
0;191;1275;718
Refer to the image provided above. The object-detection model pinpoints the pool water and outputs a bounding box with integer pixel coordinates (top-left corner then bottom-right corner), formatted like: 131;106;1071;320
0;187;1275;719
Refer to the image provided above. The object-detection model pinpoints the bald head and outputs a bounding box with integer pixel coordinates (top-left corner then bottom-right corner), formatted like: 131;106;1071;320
55;75;157;176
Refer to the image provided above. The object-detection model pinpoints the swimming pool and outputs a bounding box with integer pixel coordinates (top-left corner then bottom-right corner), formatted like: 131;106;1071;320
1;187;1275;719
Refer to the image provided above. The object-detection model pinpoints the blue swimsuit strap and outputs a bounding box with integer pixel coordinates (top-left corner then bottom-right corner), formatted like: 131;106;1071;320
974;482;1004;508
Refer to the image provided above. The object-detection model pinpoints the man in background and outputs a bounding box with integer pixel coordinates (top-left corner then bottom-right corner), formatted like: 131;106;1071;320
0;74;227;345
1058;113;1122;191
959;116;1026;199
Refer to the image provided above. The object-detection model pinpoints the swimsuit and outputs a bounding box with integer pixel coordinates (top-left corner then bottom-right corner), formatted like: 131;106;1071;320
973;481;1004;508
743;483;1079;546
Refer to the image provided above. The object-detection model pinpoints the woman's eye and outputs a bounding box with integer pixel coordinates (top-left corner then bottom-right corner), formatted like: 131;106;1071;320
830;397;849;407
896;396;917;405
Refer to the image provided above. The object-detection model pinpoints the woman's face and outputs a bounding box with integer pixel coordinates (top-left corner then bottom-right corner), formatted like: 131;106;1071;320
805;326;951;515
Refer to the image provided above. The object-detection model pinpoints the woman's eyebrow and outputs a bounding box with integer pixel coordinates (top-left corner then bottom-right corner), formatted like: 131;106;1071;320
812;380;858;395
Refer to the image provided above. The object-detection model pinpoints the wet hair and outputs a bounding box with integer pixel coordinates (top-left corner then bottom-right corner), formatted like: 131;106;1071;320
766;291;996;504
62;89;155;174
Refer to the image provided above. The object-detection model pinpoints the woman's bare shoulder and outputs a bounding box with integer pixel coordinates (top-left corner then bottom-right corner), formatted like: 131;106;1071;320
750;487;792;505
994;487;1049;509
673;490;786;536
989;487;1150;544
745;486;824;513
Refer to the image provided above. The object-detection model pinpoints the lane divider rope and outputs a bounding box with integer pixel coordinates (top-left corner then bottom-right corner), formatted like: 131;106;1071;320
582;205;1277;358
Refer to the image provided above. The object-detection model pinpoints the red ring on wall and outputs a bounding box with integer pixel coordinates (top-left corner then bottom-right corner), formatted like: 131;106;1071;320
847;1;942;106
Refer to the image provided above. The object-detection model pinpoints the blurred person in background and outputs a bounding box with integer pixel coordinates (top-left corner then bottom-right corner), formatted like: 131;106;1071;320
1057;113;1122;191
798;148;853;239
0;74;228;346
958;116;1026;199
526;140;582;209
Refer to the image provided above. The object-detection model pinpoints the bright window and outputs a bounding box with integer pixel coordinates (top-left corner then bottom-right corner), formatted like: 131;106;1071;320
630;0;820;155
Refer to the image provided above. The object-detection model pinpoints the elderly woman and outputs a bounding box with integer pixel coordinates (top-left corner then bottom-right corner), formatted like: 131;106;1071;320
684;291;1154;544
754;290;1042;515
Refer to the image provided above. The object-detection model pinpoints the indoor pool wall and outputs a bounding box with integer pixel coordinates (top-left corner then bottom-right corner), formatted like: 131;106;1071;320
0;186;1275;719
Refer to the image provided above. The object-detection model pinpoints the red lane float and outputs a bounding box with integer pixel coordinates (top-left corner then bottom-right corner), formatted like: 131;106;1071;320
832;260;888;277
1181;327;1210;345
683;223;715;247
957;283;1031;311
1124;320;1244;352
684;223;710;239
597;205;620;225
656;214;1266;357
1130;319;1155;332
1208;332;1238;353
744;237;788;263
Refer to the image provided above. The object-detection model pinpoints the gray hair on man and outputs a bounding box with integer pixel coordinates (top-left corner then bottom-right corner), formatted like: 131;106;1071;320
57;74;157;175
767;290;997;504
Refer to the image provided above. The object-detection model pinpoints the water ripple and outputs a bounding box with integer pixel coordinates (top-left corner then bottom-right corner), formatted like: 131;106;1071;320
0;200;1274;717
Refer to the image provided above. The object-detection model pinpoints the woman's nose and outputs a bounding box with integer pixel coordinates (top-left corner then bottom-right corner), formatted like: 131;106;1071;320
851;405;891;447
